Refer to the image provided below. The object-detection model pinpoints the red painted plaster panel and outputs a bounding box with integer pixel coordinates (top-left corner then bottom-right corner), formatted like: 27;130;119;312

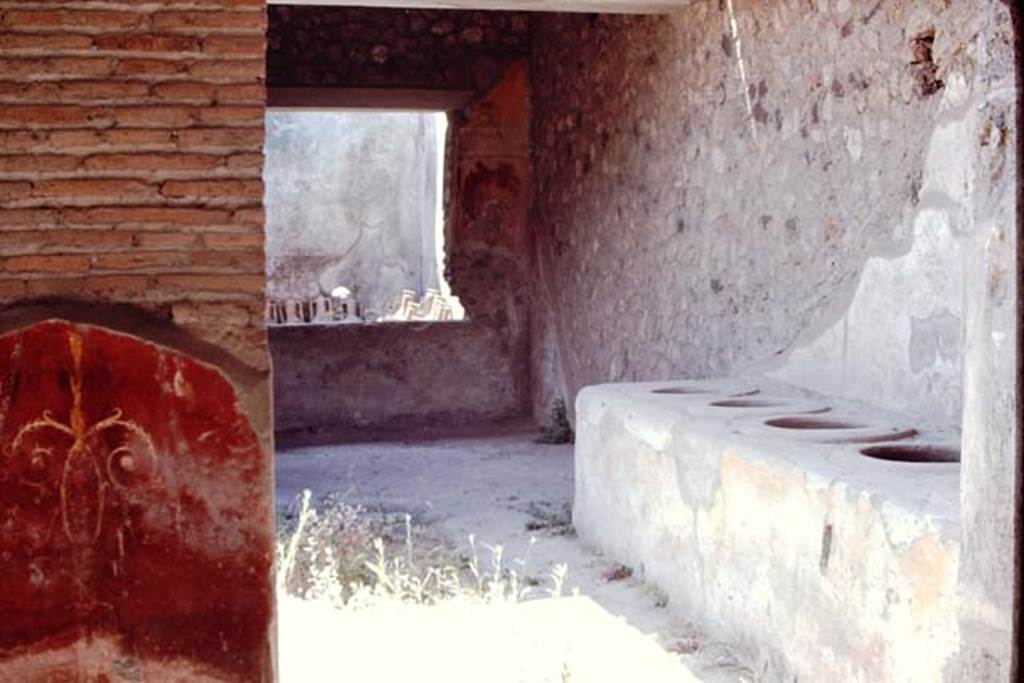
0;320;272;682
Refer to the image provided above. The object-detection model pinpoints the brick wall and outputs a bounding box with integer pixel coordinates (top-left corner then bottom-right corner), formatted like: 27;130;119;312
0;0;268;372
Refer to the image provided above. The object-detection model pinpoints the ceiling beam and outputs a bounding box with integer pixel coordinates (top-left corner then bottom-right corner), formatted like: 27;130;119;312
267;87;476;111
267;0;681;14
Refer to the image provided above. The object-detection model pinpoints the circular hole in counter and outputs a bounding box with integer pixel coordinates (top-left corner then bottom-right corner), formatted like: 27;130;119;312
860;444;960;463
652;386;712;395
710;398;791;409
765;416;864;430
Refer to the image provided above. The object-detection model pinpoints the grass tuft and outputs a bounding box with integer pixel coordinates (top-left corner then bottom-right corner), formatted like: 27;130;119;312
277;490;570;609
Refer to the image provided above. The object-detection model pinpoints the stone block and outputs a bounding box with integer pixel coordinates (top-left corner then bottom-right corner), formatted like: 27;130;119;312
574;378;960;681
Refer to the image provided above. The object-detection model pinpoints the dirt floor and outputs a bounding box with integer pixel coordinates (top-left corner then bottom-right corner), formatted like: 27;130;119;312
275;434;755;682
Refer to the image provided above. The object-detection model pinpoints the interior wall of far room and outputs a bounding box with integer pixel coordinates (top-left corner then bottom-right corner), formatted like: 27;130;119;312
264;110;443;319
266;5;534;444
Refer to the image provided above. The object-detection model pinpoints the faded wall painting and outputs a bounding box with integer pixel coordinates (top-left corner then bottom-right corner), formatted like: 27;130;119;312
0;321;273;682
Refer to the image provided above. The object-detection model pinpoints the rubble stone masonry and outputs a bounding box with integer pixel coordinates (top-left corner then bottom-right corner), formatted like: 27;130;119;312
268;5;528;93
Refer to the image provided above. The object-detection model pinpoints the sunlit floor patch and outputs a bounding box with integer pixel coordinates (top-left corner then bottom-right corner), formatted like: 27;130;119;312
279;595;701;683
275;435;754;682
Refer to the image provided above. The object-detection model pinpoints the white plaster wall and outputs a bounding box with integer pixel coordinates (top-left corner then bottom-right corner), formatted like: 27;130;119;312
767;70;977;427
264;111;441;317
269;0;679;13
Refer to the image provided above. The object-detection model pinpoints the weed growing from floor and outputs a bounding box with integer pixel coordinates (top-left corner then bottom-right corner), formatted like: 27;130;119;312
525;500;575;537
538;399;575;445
277;489;569;610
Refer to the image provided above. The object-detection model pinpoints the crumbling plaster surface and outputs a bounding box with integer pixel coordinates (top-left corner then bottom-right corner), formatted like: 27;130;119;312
766;69;969;426
270;321;526;445
447;62;531;345
529;2;1007;428
951;3;1019;680
768;3;1017;431
264;110;441;315
574;380;961;682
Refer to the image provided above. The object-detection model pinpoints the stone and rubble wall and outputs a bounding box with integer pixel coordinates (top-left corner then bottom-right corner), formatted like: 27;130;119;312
264;110;443;318
268;5;528;93
530;2;1012;429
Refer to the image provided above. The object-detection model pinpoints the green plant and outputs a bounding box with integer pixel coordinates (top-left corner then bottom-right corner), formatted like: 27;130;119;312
277;490;570;610
538;399;575;445
525;501;575;537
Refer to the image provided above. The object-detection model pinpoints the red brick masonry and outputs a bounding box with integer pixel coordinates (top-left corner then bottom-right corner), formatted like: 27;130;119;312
0;2;268;327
